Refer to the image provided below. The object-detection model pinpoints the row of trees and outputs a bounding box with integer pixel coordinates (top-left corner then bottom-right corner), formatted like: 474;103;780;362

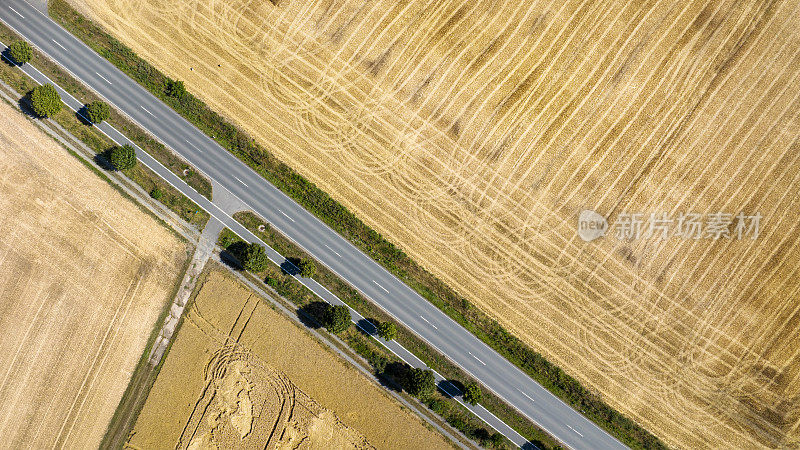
9;40;111;124
235;240;486;406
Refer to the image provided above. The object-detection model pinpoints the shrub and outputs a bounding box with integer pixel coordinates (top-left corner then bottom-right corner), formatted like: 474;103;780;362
149;187;163;200
165;79;186;99
7;40;32;65
109;144;136;171
243;243;269;273
85;100;110;124
298;257;316;278
29;84;61;118
325;304;351;334
376;321;397;341
463;382;482;405
406;367;436;398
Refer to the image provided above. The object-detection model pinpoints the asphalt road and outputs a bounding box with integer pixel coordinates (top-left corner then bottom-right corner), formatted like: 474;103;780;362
0;2;627;449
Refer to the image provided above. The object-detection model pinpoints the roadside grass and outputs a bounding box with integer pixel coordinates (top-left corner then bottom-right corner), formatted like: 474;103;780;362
49;1;665;448
0;21;209;228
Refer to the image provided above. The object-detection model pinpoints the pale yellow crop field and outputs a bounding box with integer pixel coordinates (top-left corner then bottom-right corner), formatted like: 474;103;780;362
129;269;450;449
69;0;800;447
0;100;189;448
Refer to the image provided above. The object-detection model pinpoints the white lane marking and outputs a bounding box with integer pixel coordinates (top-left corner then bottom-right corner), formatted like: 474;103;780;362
95;71;112;85
278;210;295;222
468;352;487;366
567;424;584;438
139;105;155;117
516;388;535;403
372;280;390;294
234;176;247;187
52;39;67;51
419;315;438;330
185;139;203;153
9;7;24;19
324;244;342;258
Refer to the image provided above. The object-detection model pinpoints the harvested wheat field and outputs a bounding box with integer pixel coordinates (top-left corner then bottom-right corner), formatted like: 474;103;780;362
0;100;189;448
69;0;800;447
128;268;450;449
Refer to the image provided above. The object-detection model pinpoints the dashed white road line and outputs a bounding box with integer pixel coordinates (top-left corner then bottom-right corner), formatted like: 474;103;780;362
185;139;203;153
468;351;487;366
9;7;24;19
567;424;584;438
95;71;112;85
234;176;247;187
278;210;295;222
139;105;155;117
517;388;535;403
372;279;390;294
419;315;438;330
51;39;67;51
324;244;342;258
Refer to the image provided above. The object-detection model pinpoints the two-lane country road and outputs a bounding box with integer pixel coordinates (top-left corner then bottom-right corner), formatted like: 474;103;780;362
0;2;627;449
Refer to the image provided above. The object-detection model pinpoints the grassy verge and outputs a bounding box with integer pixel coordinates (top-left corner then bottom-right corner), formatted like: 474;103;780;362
0;22;209;228
49;2;664;447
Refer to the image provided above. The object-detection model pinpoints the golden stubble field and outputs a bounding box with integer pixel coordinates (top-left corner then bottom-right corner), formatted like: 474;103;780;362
69;0;800;446
129;268;450;449
0;101;189;448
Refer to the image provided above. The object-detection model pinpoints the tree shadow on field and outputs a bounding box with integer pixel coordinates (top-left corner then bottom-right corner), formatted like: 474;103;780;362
220;241;248;270
296;300;328;329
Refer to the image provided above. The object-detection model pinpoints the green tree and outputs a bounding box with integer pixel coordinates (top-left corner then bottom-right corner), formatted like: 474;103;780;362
406;367;436;398
165;79;186;99
29;84;61;118
376;321;397;341
109;144;136;171
463;382;482;405
325;304;351;334
298;258;316;278
7;40;32;65
149;187;163;200
243;243;269;272
85;100;110;124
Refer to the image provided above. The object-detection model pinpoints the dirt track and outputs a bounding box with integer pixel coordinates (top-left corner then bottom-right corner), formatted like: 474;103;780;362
68;0;800;446
0;100;188;448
